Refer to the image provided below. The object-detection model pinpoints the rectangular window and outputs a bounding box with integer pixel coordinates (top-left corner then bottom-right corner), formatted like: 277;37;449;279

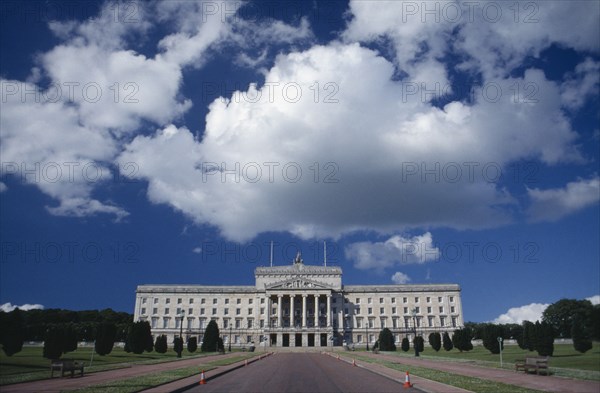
166;298;171;304
368;319;374;328
261;298;265;304
151;317;158;328
451;306;456;313
379;297;384;304
237;299;241;304
153;308;158;314
415;297;419;303
261;307;265;315
392;318;397;328
212;308;217;315
165;308;170;315
368;307;373;315
357;334;362;343
368;298;372;304
235;319;241;328
439;306;444;313
356;298;360;304
236;308;241;315
380;318;386;328
175;318;181;329
428;316;434;327
427;307;432;314
224;308;229;315
213;299;217;304
403;307;408;314
440;317;445;327
392;307;396;314
200;308;205;315
260;319;265;328
391;298;396;304
450;296;455;302
415;306;420;314
403;297;407;303
177;298;182;304
438;296;442;302
141;308;146;315
404;317;410;328
188;308;193;315
162;318;169;328
247;319;253;328
355;307;360;315
426;297;431;303
154;298;158;304
356;319;362;328
189;298;194;304
452;317;457;327
187;318;193;329
248;308;253;315
142;298;147;304
249;299;253;304
333;307;337;314
379;307;384;314
224;319;229;328
201;298;205;304
225;299;229;304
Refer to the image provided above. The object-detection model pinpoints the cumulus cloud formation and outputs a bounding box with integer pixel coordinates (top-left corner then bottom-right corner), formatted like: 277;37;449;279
344;233;440;272
0;302;44;312
391;272;411;284
527;177;600;222
1;0;598;241
493;302;549;324
587;295;600;305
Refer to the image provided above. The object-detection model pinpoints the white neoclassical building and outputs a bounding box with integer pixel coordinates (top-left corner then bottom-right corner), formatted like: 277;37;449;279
134;253;463;348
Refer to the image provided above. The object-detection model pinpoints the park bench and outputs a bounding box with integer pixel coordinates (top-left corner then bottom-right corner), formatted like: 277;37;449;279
50;359;84;378
515;357;550;375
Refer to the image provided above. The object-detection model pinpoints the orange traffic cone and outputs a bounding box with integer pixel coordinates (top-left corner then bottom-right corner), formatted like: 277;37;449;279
199;370;207;385
403;371;412;388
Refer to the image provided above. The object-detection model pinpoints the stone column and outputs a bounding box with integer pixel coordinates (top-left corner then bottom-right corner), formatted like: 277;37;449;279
302;295;307;327
314;295;318;327
288;296;293;327
277;295;282;328
326;295;331;327
266;295;271;328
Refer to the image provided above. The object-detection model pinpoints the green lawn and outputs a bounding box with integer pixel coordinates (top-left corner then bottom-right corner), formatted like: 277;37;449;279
0;345;229;385
382;343;600;371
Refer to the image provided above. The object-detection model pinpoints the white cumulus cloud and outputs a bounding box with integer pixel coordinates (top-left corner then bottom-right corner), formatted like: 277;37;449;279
493;303;549;324
345;233;440;272
0;303;45;312
391;272;411;284
586;295;600;305
527;177;600;222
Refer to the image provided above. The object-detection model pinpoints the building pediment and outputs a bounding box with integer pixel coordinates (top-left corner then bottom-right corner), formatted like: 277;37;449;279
266;276;332;290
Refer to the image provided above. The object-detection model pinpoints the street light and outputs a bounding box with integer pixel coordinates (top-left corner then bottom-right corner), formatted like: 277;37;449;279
411;308;419;357
177;310;185;358
229;324;232;352
366;319;369;351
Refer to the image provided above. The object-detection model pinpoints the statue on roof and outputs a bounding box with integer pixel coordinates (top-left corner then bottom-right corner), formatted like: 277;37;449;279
293;251;303;265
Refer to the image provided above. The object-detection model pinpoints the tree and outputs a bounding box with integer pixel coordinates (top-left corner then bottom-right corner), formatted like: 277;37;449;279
173;337;183;355
63;324;78;354
43;326;65;360
187;336;198;353
542;299;593;338
535;321;554;356
482;324;504;354
401;337;410;352
413;336;424;353
522;321;535;351
452;328;473;352
571;316;592;353
154;335;168;354
201;320;221;352
378;328;396;351
0;309;25;356
591;305;600;341
442;331;453;351
95;323;117;356
126;321;154;354
428;332;441;352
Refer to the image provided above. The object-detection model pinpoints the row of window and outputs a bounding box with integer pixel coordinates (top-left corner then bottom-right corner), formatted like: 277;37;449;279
144;314;460;330
140;295;457;307
139;304;458;318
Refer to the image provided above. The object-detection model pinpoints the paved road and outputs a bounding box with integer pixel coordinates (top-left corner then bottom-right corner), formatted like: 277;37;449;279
184;353;420;393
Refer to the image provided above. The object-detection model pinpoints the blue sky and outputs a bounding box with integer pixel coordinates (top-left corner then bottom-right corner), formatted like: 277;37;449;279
1;0;599;323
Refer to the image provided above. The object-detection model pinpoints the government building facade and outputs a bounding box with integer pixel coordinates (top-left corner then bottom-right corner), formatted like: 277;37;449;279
134;254;463;348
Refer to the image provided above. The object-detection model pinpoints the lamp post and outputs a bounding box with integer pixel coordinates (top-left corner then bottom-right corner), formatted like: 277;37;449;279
366;319;369;351
229;324;232;352
177;310;185;358
412;308;419;357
